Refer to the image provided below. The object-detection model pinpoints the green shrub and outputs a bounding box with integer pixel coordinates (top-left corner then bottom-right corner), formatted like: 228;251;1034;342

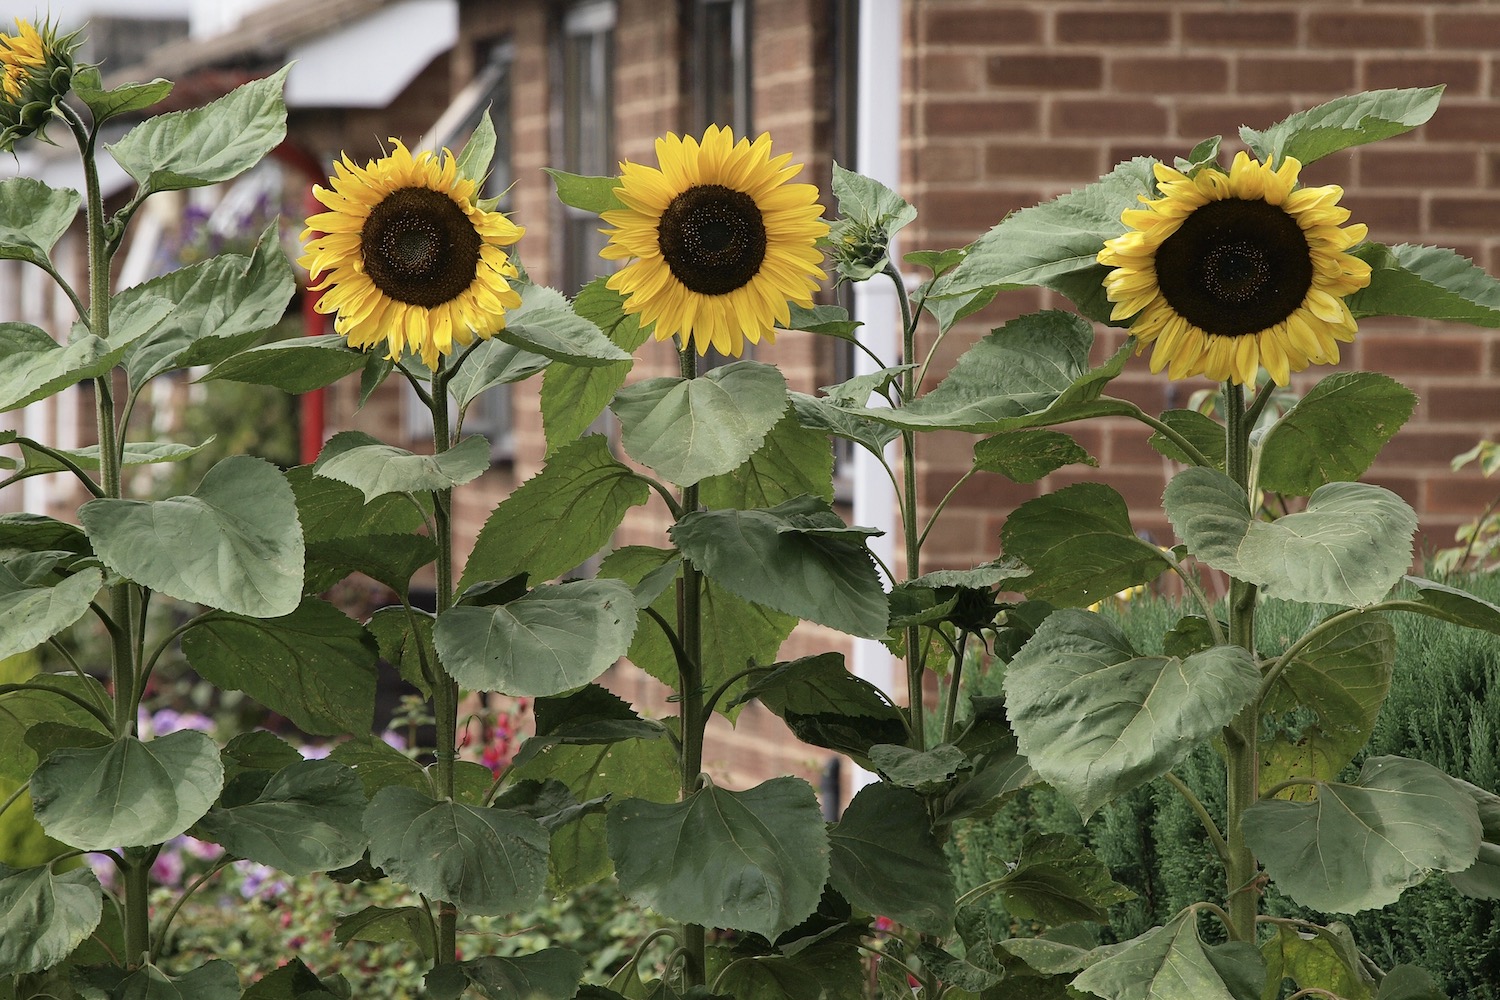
954;572;1500;995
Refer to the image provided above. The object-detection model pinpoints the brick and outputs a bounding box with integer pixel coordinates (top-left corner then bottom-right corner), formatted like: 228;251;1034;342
1338;193;1423;232
923;468;1041;510
985;141;1104;181
1308;11;1428;48
919;143;983;183
1051;99;1169;137
1181;11;1298;47
1362;333;1484;377
1359;147;1480;188
1431;196;1500;233
1424;382;1500;422
1434;12;1500;49
1424;104;1500;142
924;7;1042;46
1238;56;1356;95
921;53;984;93
920;188;1050;239
1424;474;1500;516
1381;428;1488;468
1111;56;1230;95
988;53;1104;90
926;99;1040;136
1055;8;1174;44
1175;100;1295;141
1364;57;1482;95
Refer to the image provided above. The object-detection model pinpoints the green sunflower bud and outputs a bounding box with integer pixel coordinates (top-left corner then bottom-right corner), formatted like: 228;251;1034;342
0;18;81;151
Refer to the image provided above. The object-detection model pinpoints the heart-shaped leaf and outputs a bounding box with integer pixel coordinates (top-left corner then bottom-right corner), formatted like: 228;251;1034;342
699;408;834;510
0;863;102;975
1071;914;1265;1000
828;783;954;935
1258;372;1416;496
80;456;304;617
313;432;490;501
0;177;79;268
193;758;367;874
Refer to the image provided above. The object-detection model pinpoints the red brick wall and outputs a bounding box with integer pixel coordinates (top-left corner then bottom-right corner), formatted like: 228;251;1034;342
906;0;1500;560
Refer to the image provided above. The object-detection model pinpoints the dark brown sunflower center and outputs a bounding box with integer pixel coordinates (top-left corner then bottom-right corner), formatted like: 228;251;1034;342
657;184;767;296
1153;197;1313;337
360;186;481;308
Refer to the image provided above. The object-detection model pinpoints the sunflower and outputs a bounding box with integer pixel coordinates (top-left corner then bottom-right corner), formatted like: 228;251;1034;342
0;18;77;150
299;138;524;370
1097;152;1371;386
600;126;829;357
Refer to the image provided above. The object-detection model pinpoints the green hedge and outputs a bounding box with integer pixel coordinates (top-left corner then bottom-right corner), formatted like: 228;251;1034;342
954;573;1500;996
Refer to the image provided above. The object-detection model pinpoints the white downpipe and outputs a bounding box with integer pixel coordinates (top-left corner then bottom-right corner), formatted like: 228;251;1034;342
849;0;903;789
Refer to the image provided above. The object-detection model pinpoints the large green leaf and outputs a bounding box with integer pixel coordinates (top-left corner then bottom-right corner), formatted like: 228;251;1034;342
434;579;637;697
937;158;1158;323
828;783;954;935
1001;483;1173;607
448;340;550;409
0;323;128;413
1242;756;1483;913
239;958;344;999
510;686;666;770
365;606;436;698
0;676;111;782
1071;914;1265;1000
0;177;79;269
70;66;172;124
1446;777;1500;900
107;960;240;1000
193;759;366;874
1164;468;1416;607
1261;925;1374;1000
4;439;211;487
328;733;429;800
430;952;587;1000
612;361;789;486
1395;576;1500;635
607;777;828;940
30;730;224;849
313;432;490;501
973;428;1096;484
670;495;888;639
1148;408;1227;469
336;905;434;963
788;391;900;457
731;652;907;765
181;598;378;736
304;532;436;597
1003;609;1259;818
707;941;864;1000
1375;966;1447;1000
543;168;624;214
118;227;295;389
0;564;101;660
461;435;649;587
1348;243;1500;328
539;278;647;455
0;863;102;976
79;455;304;617
507;737;679;892
1257;373;1416;496
699;408;834;509
285;464;428;544
601;546;797;722
1240;87;1443;168
107;66;290;193
986;832;1136;927
364;785;550;915
841;311;1135;434
198;334;368;393
1260;613;1395;797
497;305;632;367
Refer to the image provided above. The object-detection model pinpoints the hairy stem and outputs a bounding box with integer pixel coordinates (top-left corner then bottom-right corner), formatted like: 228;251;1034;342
429;365;460;962
885;264;925;751
677;344;707;986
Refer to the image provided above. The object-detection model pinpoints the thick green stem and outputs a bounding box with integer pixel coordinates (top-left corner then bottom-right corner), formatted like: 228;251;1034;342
1222;381;1261;942
677;345;707;986
429;367;460;962
122;856;151;966
886;264;925;750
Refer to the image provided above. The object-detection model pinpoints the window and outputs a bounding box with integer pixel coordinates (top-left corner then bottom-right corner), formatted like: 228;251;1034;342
558;1;616;295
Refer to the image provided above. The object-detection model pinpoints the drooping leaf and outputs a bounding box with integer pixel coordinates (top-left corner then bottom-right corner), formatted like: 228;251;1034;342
699;408;834;509
507;737;679;892
510;685;665;770
841;311;1135;433
1375;966;1448;1000
435;951;587;1000
107;66;290;193
972;428;1096;484
707;940;864;1000
286;463;428;544
313;432;491;501
4;439;211;488
0;563;101;660
671;496;888;639
30;730;224;849
364;785;550;915
70;66;172;123
80;455;304;617
788;391;900;457
107;959;240;1000
937;158;1158;323
1348;242;1500;328
828;783;954;935
607;777;828;940
447;339;551;409
182;598;378;736
1260;613;1396;797
1446;777;1500;900
1148;408;1227;469
987;832;1136;927
193;759;367;874
0;177;79;269
868;743;970;794
544;168;624;213
539;278;647;455
304;532;436;597
335;905;434;962
498;305;632;367
0;323;129;413
1242;756;1483;913
1258;373;1416;495
365;606;436;698
434;579;637;697
1001;483;1173;607
1240;87;1443;168
1396;575;1500;636
1165;467;1416;607
1071;913;1265;1000
731;652;907;765
600;546;796;723
1003;609;1259;818
198;334;368;393
612;361;789;486
1261;924;1375;1000
0;863;102;976
461;435;649;587
779;302;861;340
